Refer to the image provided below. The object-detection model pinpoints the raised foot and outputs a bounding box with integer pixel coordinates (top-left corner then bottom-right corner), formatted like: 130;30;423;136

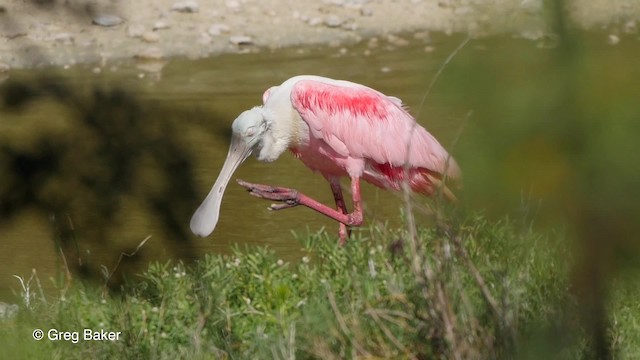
237;179;300;210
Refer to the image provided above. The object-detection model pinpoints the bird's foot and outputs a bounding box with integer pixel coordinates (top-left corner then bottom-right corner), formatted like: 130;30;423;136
237;179;300;210
338;223;350;246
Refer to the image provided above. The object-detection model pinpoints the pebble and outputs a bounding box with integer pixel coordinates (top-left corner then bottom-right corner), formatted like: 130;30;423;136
325;0;370;6
142;31;161;43
342;22;358;31
519;30;544;40
367;37;379;48
308;17;323;26
134;47;164;60
413;31;431;41
360;7;373;16
454;6;473;16
126;24;145;38
225;0;240;9
324;15;343;28
198;33;212;44
386;34;408;46
171;1;200;13
92;14;124;27
153;21;171;31
607;34;620;45
624;20;637;33
229;35;253;45
136;61;167;74
53;33;74;45
1;28;27;39
208;23;231;36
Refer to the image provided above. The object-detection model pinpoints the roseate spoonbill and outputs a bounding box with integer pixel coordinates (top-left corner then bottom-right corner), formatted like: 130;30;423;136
190;75;460;243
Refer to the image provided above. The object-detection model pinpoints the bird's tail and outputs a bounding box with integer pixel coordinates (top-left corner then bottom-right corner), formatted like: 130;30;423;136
424;170;460;203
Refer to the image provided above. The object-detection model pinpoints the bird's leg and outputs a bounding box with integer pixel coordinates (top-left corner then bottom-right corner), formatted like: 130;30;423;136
348;176;363;226
237;177;364;238
237;180;300;209
329;177;351;245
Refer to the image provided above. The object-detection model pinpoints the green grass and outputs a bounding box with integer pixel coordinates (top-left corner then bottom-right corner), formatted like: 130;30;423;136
1;215;638;359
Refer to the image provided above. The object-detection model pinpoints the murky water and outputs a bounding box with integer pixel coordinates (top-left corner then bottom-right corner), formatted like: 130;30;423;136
2;31;638;299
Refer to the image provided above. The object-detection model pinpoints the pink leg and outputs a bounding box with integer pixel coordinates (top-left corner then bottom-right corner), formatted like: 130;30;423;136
237;178;364;244
328;177;351;245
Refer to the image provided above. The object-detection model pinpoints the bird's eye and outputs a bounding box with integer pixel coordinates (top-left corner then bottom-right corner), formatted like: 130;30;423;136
244;126;256;137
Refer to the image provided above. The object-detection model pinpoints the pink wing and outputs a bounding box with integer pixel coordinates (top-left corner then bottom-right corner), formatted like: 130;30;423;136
290;79;460;183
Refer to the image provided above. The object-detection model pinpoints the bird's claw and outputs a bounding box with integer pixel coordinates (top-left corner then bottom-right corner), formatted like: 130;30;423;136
237;179;300;205
269;201;299;211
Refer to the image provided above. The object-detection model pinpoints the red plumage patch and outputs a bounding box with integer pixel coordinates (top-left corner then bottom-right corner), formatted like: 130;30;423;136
296;87;389;120
373;162;435;195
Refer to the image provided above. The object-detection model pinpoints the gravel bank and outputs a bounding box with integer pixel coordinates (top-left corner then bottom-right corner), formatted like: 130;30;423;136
0;0;638;70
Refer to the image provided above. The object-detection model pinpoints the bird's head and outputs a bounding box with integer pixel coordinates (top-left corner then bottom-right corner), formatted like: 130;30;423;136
190;107;266;237
231;106;268;152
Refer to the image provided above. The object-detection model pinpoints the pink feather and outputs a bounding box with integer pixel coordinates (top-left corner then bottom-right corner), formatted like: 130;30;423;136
290;79;460;197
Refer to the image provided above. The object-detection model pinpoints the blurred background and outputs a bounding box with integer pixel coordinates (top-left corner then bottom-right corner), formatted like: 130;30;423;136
1;0;639;357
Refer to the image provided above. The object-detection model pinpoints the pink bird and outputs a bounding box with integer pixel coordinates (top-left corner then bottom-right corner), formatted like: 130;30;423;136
190;75;460;244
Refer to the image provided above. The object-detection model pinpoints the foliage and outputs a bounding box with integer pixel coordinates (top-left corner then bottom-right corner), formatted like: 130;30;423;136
4;216;629;359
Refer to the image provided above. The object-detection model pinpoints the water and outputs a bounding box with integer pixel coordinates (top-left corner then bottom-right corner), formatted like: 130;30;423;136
2;31;638;299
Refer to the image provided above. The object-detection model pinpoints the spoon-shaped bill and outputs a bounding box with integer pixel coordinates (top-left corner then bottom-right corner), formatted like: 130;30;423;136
190;135;253;237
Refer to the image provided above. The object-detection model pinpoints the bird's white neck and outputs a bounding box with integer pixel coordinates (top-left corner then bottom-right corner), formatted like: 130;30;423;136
256;105;308;163
255;81;310;163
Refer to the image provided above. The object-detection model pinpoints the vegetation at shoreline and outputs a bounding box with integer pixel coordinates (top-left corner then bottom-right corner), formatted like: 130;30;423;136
1;214;637;359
